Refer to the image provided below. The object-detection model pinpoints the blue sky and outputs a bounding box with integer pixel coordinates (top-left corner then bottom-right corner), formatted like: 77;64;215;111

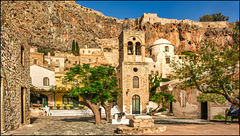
76;1;239;23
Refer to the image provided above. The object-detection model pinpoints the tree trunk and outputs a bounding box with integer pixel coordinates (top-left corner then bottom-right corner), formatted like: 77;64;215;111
86;100;102;124
149;104;161;116
92;107;102;124
102;102;113;122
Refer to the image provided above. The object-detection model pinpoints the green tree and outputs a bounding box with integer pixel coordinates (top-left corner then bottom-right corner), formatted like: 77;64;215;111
71;39;76;54
199;13;229;22
75;41;79;55
65;64;119;124
148;74;176;116
150;92;176;116
170;38;239;107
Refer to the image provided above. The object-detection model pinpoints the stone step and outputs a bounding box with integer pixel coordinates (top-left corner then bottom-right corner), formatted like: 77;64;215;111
50;106;121;116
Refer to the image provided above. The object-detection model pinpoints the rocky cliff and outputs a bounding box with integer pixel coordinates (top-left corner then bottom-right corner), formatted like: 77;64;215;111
1;1;236;53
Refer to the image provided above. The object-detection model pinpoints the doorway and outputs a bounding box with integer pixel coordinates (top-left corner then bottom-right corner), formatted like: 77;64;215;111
73;97;79;107
132;95;140;114
21;87;25;124
201;102;208;119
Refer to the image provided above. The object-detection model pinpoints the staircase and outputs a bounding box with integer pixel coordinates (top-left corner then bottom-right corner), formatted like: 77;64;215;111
50;105;121;116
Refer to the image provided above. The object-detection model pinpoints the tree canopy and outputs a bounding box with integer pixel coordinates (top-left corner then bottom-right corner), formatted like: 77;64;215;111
170;31;239;107
199;13;229;22
65;64;119;124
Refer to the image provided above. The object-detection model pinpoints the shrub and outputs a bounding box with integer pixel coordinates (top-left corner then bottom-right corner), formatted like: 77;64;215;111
213;114;225;119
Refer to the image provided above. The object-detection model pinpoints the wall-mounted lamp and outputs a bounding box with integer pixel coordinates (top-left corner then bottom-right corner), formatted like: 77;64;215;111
126;89;129;95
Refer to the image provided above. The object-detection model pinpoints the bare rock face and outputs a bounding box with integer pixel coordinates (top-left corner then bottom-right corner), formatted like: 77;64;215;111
1;1;236;53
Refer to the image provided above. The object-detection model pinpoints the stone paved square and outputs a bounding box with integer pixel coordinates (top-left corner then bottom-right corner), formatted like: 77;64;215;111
2;116;239;135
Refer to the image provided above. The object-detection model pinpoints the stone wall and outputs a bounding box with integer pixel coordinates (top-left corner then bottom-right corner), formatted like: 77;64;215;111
139;13;228;28
1;21;30;132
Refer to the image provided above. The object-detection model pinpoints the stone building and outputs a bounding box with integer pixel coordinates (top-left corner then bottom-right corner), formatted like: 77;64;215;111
117;30;149;115
30;46;44;67
117;30;179;115
64;53;81;70
116;30;229;119
44;53;65;72
1;25;30;132
30;65;56;107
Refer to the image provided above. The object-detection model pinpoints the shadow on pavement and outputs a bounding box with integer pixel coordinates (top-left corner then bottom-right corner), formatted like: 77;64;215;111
154;119;208;125
30;117;38;124
210;120;239;124
60;117;95;123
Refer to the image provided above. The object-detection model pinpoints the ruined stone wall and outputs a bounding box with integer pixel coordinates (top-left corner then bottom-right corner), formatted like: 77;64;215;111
1;22;30;132
140;13;228;28
171;87;201;118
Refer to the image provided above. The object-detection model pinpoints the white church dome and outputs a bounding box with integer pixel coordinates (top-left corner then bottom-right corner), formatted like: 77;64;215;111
153;39;171;45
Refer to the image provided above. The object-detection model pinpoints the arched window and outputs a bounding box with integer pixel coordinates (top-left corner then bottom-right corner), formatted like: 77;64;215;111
135;42;141;55
165;46;169;52
128;41;133;55
43;77;49;86
132;95;140;114
133;76;139;88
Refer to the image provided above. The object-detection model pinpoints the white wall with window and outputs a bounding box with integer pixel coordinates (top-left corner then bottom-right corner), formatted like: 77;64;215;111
30;65;56;90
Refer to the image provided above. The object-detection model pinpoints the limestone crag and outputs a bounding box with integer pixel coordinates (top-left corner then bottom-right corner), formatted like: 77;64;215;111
1;1;236;53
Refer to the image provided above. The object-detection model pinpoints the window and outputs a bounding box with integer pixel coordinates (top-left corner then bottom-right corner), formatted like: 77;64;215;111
133;76;139;88
135;42;141;55
75;61;77;64
133;68;138;72
43;77;49;86
165;46;169;52
62;78;67;85
127;41;133;55
179;56;182;59
21;46;24;65
150;49;152;56
56;59;59;62
166;58;170;64
89;59;91;63
156;71;159;75
63;95;73;104
88;50;90;53
83;50;85;53
34;59;37;64
69;61;71;64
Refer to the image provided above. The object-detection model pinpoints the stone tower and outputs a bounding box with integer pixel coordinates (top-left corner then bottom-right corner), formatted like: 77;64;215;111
117;30;149;115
